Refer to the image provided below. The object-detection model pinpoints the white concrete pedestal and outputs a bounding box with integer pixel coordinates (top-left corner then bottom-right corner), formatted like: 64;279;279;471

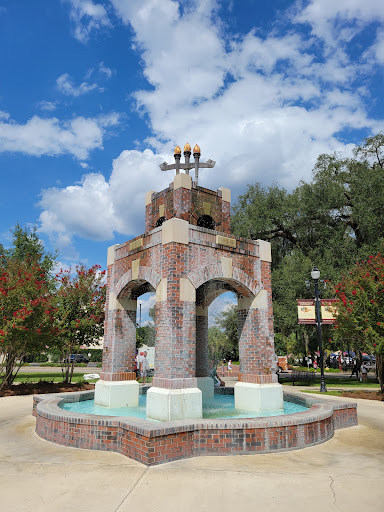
146;387;202;421
234;382;284;412
94;379;139;408
196;377;214;402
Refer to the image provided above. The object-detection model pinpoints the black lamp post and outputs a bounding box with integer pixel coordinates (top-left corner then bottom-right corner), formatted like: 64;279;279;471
311;266;327;393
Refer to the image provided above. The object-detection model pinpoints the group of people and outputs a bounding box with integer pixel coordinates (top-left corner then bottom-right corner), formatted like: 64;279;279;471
350;361;369;382
221;359;233;376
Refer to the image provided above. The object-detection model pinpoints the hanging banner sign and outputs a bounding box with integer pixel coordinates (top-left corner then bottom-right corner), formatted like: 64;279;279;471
321;299;338;324
297;299;316;324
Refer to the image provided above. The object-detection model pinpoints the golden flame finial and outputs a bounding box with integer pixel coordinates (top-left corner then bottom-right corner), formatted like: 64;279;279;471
184;142;191;152
174;145;181;155
193;144;201;154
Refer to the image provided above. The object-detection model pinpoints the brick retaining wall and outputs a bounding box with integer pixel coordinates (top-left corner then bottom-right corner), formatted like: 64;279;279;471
33;390;357;466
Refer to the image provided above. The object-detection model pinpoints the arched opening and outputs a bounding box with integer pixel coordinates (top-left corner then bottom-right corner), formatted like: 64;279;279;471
137;291;156;379
155;216;166;227
113;279;156;378
197;214;215;230
208;291;238;378
195;278;252;380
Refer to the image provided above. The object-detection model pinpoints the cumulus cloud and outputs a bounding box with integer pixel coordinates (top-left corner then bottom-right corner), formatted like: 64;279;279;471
64;0;111;42
47;0;384;253
38;148;170;247
57;73;103;96
293;0;384;45
0;112;120;159
108;0;381;191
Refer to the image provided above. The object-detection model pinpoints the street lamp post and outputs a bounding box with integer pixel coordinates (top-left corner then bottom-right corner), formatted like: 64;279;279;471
311;266;327;393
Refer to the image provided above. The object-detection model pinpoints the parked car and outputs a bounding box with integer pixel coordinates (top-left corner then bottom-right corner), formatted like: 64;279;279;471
64;354;89;364
363;355;376;370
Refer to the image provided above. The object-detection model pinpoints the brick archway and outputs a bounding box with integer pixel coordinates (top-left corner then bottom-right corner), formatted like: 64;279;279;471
187;264;259;298
114;266;161;299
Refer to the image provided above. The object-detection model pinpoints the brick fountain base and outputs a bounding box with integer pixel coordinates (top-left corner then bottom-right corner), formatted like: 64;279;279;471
33;389;357;466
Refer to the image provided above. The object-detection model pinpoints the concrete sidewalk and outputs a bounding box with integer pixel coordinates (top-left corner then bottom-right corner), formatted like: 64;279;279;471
0;393;383;512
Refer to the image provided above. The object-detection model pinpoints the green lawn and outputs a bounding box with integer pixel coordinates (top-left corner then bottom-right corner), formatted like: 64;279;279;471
280;377;379;388
0;372;97;384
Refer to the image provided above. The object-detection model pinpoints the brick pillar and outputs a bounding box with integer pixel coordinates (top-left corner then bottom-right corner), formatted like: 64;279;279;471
147;228;202;420
196;306;209;377
154;286;196;381
100;296;137;382
235;291;282;412
95;291;139;408
173;174;192;222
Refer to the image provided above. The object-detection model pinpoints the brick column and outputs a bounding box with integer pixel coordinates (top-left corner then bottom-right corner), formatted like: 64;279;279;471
235;290;283;412
154;301;196;379
95;246;139;408
173;174;192;222
147;220;202;420
100;298;137;382
195;306;209;377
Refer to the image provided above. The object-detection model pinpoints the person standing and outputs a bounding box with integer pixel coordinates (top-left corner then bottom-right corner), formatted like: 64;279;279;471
140;351;150;384
350;362;359;380
228;360;232;375
360;361;368;383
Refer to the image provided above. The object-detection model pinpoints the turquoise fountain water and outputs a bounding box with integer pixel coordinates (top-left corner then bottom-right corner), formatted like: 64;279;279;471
61;394;308;421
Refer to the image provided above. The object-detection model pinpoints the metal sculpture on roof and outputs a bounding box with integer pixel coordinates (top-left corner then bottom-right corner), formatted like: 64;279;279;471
160;143;215;185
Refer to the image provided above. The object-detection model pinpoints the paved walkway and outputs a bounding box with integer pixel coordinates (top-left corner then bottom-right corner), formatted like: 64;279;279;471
0;392;383;512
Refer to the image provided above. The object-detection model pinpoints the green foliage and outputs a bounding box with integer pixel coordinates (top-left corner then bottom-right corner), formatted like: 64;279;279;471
136;325;155;348
0;225;57;388
208;326;233;365
214;305;239;360
51;264;106;383
232;133;384;357
333;253;384;391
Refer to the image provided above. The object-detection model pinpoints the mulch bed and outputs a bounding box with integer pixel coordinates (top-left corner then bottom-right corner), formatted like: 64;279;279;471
0;381;95;397
341;390;384;401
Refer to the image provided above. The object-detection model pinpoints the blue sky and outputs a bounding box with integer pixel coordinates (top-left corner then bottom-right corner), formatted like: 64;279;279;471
1;0;383;280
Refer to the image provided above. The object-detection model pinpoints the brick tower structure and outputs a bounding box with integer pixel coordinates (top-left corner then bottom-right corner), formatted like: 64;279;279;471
95;144;283;421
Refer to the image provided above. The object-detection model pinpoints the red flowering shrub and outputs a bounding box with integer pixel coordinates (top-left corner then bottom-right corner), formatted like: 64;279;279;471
333;253;384;390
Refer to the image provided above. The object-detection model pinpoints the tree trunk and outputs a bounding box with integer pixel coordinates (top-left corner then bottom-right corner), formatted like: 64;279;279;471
376;354;383;393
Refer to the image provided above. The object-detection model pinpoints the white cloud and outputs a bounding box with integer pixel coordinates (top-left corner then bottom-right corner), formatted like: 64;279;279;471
137;293;156;324
64;0;111;43
38;101;58;112
38;148;170;248
0;111;10;120
48;0;384;253
99;61;113;78
0;113;120;159
365;29;384;65
293;0;384;46
208;292;237;327
57;73;103;96
107;0;381;191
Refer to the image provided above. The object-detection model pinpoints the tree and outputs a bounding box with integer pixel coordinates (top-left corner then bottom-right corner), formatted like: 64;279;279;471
208;325;232;366
232;133;384;348
52;264;106;384
136;303;155;349
215;305;239;360
332;254;384;391
0;225;56;388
